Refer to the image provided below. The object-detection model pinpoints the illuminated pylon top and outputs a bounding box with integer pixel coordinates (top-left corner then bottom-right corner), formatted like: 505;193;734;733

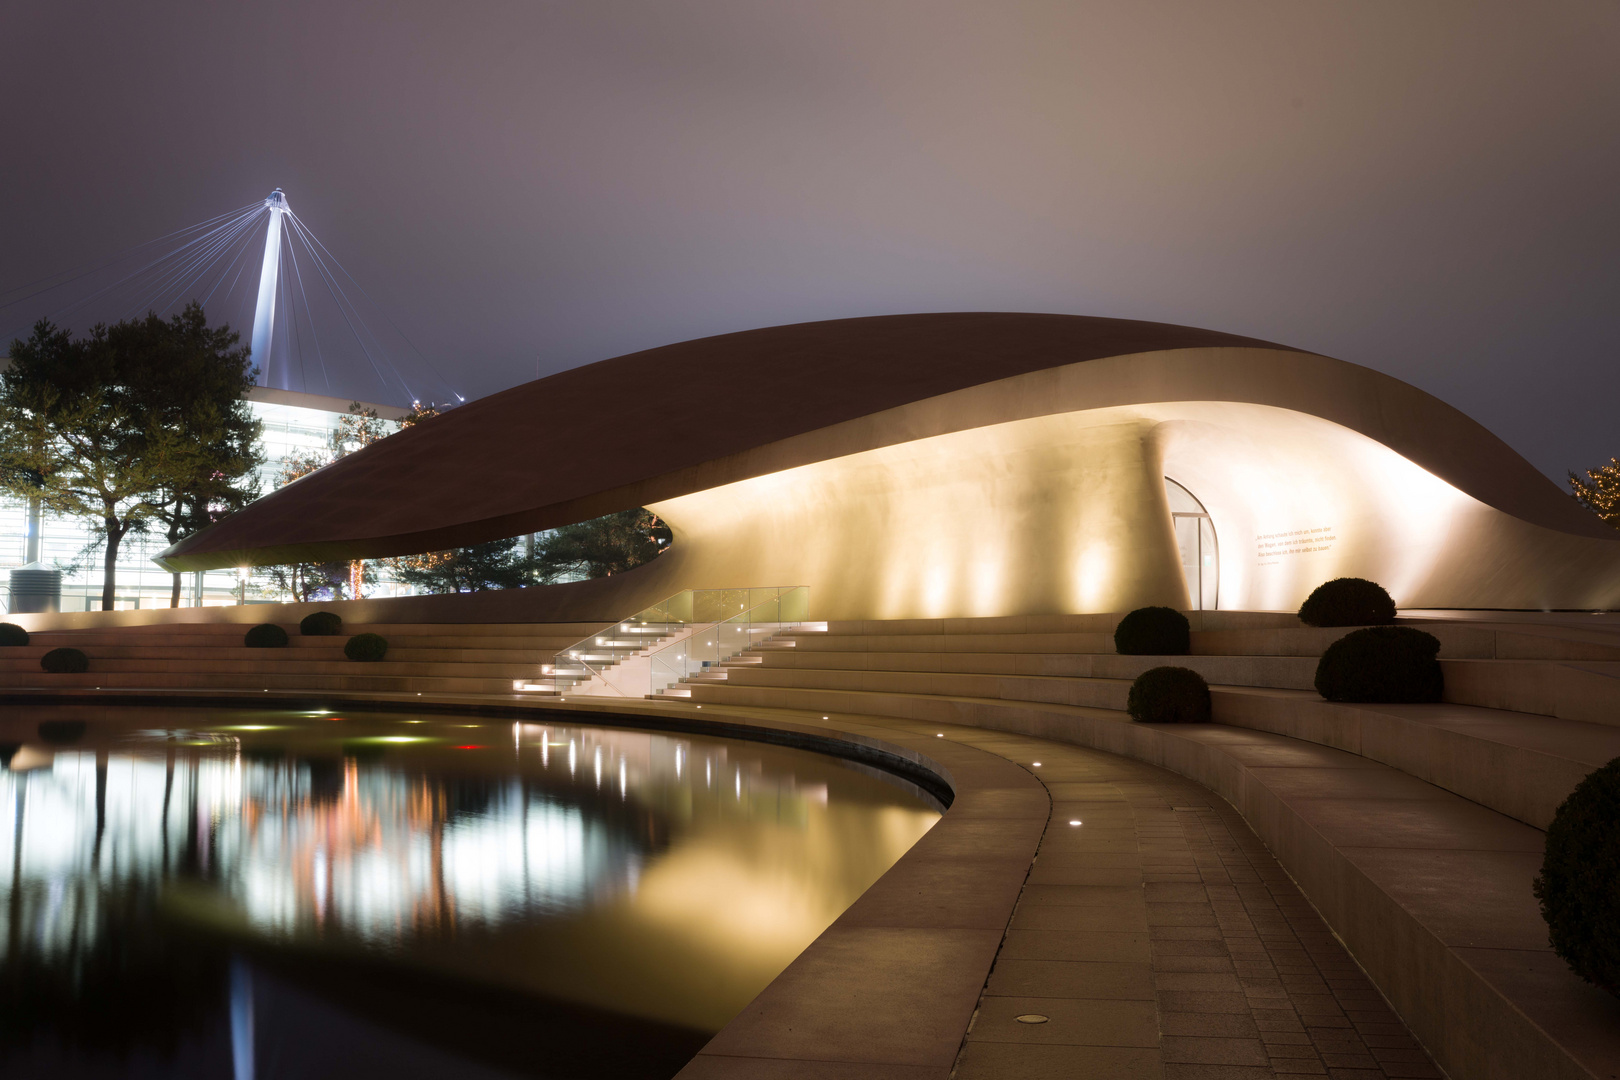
249;188;289;375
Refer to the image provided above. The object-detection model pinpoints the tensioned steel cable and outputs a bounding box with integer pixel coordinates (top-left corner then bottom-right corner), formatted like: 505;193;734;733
287;210;462;402
0;202;259;312
283;212;409;401
280;220;331;393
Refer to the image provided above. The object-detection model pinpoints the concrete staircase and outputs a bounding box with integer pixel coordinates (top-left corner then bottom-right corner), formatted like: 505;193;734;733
650;635;800;698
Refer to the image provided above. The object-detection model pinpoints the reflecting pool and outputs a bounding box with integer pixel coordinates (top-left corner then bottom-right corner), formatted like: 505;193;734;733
0;706;940;1079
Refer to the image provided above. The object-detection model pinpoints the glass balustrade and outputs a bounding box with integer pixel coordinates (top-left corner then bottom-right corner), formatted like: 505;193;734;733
541;586;809;697
647;587;809;697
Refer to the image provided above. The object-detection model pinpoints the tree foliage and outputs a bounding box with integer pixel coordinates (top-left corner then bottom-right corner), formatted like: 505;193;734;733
389;538;536;593
1570;458;1620;530
1298;577;1397;627
532;509;672;584
255;402;390;602
1314;626;1443;703
388;509;670;595
1114;606;1191;655
253;399;668;598
1534;756;1620;997
0;306;261;610
1127;666;1211;723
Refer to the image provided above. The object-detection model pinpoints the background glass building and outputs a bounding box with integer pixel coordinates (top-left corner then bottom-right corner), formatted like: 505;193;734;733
0;386;410;612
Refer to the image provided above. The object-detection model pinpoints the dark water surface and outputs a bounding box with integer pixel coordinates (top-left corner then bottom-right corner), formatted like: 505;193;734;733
0;706;940;1079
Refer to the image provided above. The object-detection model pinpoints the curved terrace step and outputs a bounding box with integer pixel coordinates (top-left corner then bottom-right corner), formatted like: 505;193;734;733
736;647;1620;733
0;671;523;694
670;678;1620;1080
15;631;584;652
0;657;541;679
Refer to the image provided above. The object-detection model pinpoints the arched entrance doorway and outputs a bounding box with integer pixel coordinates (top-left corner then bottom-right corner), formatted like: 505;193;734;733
1165;477;1218;610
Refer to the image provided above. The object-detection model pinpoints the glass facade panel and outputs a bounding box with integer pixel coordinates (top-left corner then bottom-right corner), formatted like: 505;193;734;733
1165;477;1218;610
0;391;414;613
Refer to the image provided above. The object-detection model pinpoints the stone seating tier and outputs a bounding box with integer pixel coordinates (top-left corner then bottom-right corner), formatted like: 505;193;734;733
5;609;1620;1080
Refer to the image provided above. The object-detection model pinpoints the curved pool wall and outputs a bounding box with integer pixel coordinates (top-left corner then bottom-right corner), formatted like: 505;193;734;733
0;703;947;1078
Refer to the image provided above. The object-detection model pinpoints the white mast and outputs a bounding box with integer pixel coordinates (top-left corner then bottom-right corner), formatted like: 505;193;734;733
248;189;288;380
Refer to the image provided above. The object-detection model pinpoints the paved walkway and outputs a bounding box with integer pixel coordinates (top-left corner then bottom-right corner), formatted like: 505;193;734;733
942;727;1441;1080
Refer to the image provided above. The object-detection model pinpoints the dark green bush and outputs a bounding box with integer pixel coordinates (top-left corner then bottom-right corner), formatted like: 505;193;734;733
0;623;28;646
1534;756;1620;997
0;742;19;766
1298;577;1397;627
1127;666;1211;723
300;611;343;636
40;648;88;674
1114;606;1191;655
344;633;389;662
243;623;289;648
38;720;87;744
1314;626;1442;703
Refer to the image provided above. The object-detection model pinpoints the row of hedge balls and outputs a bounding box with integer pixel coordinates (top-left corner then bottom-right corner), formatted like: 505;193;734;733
1;614;388;672
1113;580;1620;999
0;627;93;674
1121;578;1439;722
1114;577;1398;660
245;613;388;661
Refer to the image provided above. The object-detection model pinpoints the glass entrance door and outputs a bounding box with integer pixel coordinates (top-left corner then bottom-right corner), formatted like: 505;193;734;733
1165;478;1218;610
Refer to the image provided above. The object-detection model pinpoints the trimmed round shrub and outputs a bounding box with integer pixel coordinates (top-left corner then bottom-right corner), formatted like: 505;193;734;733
0;623;28;646
300;611;343;636
1127;666;1211;723
1314;627;1442;703
38;720;87;744
1114;606;1191;655
344;633;389;662
244;623;289;648
1534;756;1620;997
1298;578;1397;627
40;647;88;674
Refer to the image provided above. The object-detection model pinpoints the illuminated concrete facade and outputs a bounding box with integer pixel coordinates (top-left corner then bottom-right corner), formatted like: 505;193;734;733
160;314;1620;619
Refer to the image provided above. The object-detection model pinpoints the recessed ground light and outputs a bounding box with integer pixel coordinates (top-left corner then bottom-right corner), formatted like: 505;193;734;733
696;705;702;708
822;716;829;720
1015;1014;1049;1025
936;733;944;738
1032;762;1041;766
1069;820;1082;826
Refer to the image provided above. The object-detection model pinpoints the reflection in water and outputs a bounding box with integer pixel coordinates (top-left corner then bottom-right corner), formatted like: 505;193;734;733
0;710;938;1079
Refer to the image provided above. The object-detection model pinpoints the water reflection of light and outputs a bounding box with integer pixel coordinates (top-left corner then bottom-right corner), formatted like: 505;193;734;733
0;719;940;1033
0;750;639;952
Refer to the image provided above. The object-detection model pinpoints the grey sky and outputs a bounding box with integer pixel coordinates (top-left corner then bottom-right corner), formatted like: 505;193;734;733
3;1;1617;480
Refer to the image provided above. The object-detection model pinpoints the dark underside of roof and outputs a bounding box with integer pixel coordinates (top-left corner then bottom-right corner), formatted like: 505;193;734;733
162;312;1291;566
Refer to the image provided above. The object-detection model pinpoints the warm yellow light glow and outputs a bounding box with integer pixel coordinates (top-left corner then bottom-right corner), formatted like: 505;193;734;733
638;391;1620;616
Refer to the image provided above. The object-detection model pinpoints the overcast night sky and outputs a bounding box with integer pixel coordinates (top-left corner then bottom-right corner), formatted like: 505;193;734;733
3;1;1617;481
